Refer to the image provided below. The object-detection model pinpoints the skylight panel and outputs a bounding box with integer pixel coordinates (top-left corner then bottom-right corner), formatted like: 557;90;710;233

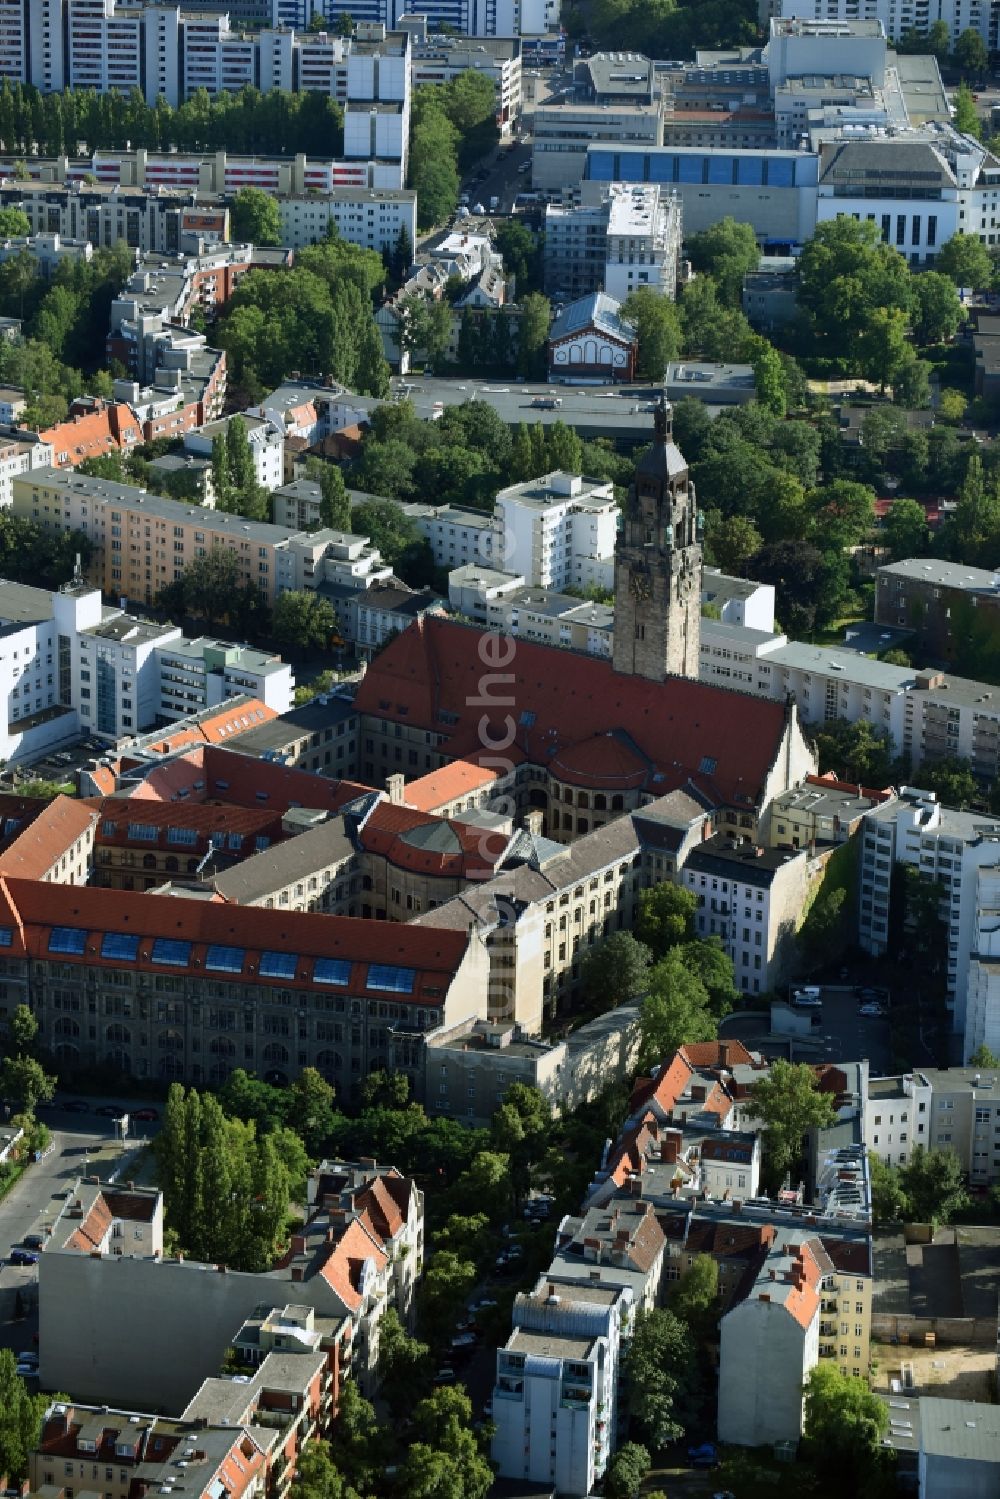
314;958;351;986
48;926;86;955
101;932;140;961
259;950;297;979
205;944;245;973
367;964;415;994
151;938;192;967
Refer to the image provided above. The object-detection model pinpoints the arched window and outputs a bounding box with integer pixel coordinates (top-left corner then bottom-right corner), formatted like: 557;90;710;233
164;857;179;873
315;1049;341;1081
142;854;156;870
54;1017;80;1038
262;1041;289;1064
158;1030;184;1051
106;1023;131;1045
210;1036;236;1057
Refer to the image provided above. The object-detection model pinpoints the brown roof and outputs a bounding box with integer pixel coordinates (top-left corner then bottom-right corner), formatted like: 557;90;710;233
404;760;497;813
0;795;97;879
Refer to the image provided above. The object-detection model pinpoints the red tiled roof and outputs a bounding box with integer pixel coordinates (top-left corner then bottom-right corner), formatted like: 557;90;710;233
355;616;790;806
404;760;497;813
806;772;894;803
355;1174;405;1240
0;876;470;1002
95;796;284;853
125;744;372;816
0;795;97;880
360;800;506;878
549;731;649;789
319;1217;388;1312
38;402;141;465
680;1040;756;1068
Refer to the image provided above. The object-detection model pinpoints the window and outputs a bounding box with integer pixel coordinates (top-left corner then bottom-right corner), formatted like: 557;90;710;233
0;926;13;947
205;944;244;973
151;938;191;967
167;826;198;847
101;932;139;961
48;927;86;955
367;964;415;993
259;950;297;979
314;958;351;986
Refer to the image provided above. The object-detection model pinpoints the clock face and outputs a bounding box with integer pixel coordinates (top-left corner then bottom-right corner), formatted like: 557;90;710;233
629;566;652;602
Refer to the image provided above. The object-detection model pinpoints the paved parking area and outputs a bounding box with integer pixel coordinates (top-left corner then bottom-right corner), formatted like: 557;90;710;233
720;986;894;1073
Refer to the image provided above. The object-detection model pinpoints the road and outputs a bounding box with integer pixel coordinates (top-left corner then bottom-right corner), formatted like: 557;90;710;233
459;139;532;218
719;986;894;1075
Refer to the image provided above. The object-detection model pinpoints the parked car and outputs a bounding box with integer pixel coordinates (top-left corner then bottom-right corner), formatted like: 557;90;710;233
16;1364;36;1379
518;159;532;172
792;991;822;1008
17;1351;38;1366
132;1107;159;1122
470;1297;498;1313
433;1367;457;1385
688;1443;718;1470
96;1105;124;1119
472;202;486;215
859;1004;884;1017
451;1332;477;1351
21;1234;43;1249
61;1099;89;1113
10;1249;38;1266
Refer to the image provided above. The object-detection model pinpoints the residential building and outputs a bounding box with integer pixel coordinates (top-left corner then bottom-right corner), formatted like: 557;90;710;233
491;1277;633;1496
493;471;617;593
184;417;285;493
702;566;776;632
0;231;92;276
224;695;360;780
27;1402;271;1499
547;293;638;382
484;586;614;659
0;430;54;508
865;1066;1000;1186
772;0;1000;56
157;639;293;721
410;32;521;136
544;182;682;302
36;399;142;469
0;794;97;883
1;178;231;254
447;564;526;623
718;1231;823;1446
12;468;306;609
875;557;1000;668
767;775;894;850
858;788;1000;1060
416;503;496;572
38;1161;422;1410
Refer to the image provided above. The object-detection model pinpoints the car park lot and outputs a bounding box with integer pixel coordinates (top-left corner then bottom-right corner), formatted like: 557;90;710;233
720;985;894;1075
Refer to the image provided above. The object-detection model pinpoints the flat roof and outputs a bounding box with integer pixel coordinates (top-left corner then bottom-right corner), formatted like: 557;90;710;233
507;1327;595;1360
920;1396;1000;1461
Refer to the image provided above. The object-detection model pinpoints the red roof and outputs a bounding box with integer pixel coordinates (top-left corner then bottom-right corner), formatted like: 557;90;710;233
0;795;97;880
95;796;285;853
360;800;507;878
355;617;789;806
0;876;469;1003
404;760;497;813
126;744;372;816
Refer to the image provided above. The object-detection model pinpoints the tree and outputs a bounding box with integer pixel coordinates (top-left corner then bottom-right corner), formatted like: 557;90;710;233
308;460;351;532
667;1253;719;1346
750;539;849;637
955;29;988;77
0;207;30;237
919;755;977;807
360;1069;410;1111
892;348;932;410
882;497;929;561
494;218;540;295
0;1054;55;1114
748;1059;837;1190
868;1151;910;1223
377;1307;431;1416
798;216;912;363
517;291;550;378
677;937;737;1018
938;386;968;422
231;186;282;247
418;1250;477;1346
911;270;965;344
751;337;786;416
625;1306;697;1446
638;951;717;1068
604;1444;651;1499
634;881;697;958
289;1442;362;1499
621;286;681;378
900;1144;969;1225
9;1004;37;1057
0;1349;48;1483
581;931;652;1011
935;230;993;288
859;306;910;392
326;1383;381;1493
969;1042;1000;1067
686;217;759;305
803;1365;890;1494
272;589;337;650
815;718;900;785
286;1067;337;1155
708;513;763;574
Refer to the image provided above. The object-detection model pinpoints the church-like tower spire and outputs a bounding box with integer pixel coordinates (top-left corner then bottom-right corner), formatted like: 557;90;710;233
612;395;702;681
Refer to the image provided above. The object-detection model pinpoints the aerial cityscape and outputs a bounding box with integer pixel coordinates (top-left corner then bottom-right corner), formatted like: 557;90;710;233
0;1;999;1497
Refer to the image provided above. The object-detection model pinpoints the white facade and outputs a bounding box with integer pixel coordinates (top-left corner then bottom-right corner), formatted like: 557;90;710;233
184;417;285;493
418;504;496;571
491;1283;629;1498
494;472;617;592
858;790;1000;1060
157;637;293;721
0;436;51;509
447;564;525;622
277;190;416;253
603;183;682;302
773;0;1000;51
702;567;776;632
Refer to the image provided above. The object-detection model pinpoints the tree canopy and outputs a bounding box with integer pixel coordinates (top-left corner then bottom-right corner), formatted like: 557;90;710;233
749;1060;837;1191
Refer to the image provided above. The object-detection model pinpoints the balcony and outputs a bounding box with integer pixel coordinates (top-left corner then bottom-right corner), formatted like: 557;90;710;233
820;1321;837;1337
819;1344;836;1359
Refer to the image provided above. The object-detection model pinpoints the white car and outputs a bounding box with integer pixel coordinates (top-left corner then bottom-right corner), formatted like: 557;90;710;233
792;990;822;1008
859;1003;884;1017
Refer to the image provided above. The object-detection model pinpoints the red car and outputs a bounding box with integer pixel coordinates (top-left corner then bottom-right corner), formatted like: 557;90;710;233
131;1107;159;1123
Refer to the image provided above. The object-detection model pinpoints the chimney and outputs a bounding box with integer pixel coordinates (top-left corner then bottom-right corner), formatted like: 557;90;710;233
660;1129;682;1164
291;1234;307;1255
719;1043;731;1067
386;773;405;806
291;1265;305;1282
524;809;544;835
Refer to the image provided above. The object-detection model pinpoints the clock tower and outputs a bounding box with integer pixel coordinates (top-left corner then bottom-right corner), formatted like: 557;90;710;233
612;395;702;681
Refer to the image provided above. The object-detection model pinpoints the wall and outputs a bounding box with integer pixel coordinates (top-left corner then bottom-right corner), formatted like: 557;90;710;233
718;1296;815;1446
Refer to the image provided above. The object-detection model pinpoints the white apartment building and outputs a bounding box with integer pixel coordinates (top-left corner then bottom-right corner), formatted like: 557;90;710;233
0;433;53;508
702;567;776;631
494;472;617;593
417;504;496;571
410;34;522;135
680;831;821;996
604;182;682;301
184;417;285;493
864;1067;1000;1187
277;189;416;254
491;1279;632;1497
770;0;1000;52
858;789;1000;1060
484;587;614;658
448;565;526;622
157;637;293;721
